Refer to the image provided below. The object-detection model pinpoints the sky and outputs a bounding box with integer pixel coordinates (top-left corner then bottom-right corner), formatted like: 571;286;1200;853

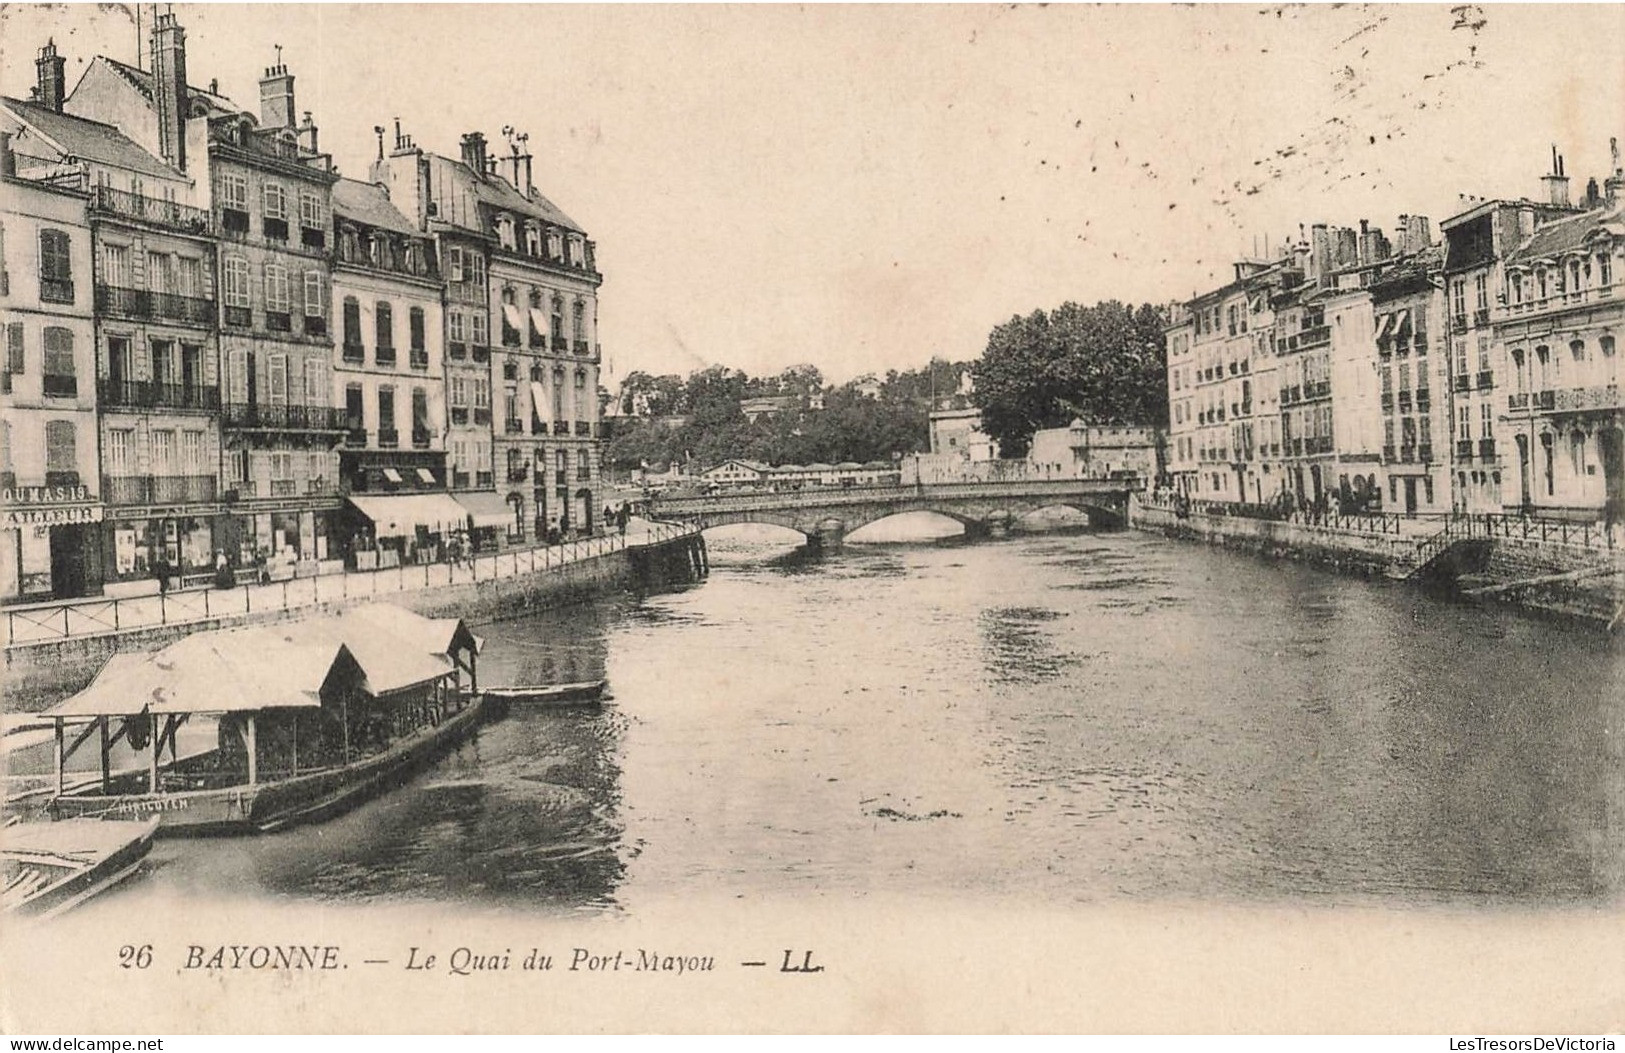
2;3;1623;387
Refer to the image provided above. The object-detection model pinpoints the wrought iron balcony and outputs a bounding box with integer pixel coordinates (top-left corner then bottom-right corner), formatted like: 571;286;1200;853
97;379;219;411
409;348;429;370
40;278;75;304
377;428;399;448
504;418;523;435
342;341;365;364
303;315;327;337
1476;370;1494;390
95;284;214;325
222;402;346;431
412;428;431;449
553;421;569;435
42;374;78;398
575;420;591;436
103;473;217;505
1478;438;1497;459
375;344;396;367
89;186;212;234
1456;439;1475;461
473;407;492;426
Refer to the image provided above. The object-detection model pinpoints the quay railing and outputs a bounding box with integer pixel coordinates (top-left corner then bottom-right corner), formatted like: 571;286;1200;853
1;521;699;649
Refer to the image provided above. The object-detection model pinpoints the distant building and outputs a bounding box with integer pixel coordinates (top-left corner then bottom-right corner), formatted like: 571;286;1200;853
927;406;998;461
700;459;768;488
740;395;797;423
1028;422;1160;480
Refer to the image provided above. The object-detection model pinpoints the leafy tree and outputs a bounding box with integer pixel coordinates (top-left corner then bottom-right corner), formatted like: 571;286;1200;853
970;300;1168;457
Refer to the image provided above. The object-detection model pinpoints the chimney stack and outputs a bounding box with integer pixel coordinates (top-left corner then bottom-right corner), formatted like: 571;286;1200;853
1541;144;1571;207
459;132;488;177
1;132;15;179
298;111;318;155
1407;214;1431;252
149;14;188;171
258;48;296;131
35;39;66;113
1606;137;1624;204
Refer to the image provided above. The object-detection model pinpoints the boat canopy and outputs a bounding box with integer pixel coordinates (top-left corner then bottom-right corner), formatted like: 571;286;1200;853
45;634;349;718
43;603;475;718
347;493;470;537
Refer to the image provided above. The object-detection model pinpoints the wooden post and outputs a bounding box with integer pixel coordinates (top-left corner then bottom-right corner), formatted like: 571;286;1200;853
54;718;64;795
245;715;258;786
148;712;159;794
99;716;111;793
341;693;351;764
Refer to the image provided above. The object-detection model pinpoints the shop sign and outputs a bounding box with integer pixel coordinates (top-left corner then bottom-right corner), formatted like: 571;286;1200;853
2;483;91;505
2;505;104;527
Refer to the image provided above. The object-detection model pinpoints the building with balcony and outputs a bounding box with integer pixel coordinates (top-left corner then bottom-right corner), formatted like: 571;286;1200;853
9;42;227;594
1368;241;1449;514
0;122;101;602
330;177;446;518
1028;422;1161;480
67;16;346;570
372;124;605;540
1495;174;1625;522
1438;155;1582;514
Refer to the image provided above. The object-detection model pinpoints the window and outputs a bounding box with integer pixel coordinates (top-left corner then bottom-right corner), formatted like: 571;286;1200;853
572;300;585;341
447;246;464;283
42;327;75;396
342;297;362;352
547;231;562;260
1474;274;1488;311
182;430;205;472
1602;335;1617;358
345;384;364;428
304;359;325;404
1570;339;1586;363
151;428;175;472
1477;335;1491;373
263;182;287;219
378;386;396;431
267;353;288;405
470;310;488;347
303;271;325;317
218;172;248;210
412;387;429;440
102;243;130;287
1599;253;1613;288
147;251;173;295
39;229;73;302
108;428;134;474
3;323;23;380
1480;402;1492;439
45;420;76;478
450;376;468;407
448;310;467;345
524;223;540;256
1457;404;1470;441
472;376;490;410
376;301;394;352
551;295;564;341
496;215;515;250
270;451;293;482
177;256;202;299
568;236;584;267
409;307;425;352
299;191;322;229
264;262;290;311
222;257;250;307
467;252;485;289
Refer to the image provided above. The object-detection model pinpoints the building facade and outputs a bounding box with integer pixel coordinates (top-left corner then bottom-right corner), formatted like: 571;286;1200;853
0;125;100;601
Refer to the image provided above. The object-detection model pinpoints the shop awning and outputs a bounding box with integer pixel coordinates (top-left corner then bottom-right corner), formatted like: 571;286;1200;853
501;303;524;332
529;308;549;338
453;491;513;529
1376;313;1396;341
382;468;404;484
530;381;551;423
415;468;437;485
1393;309;1412;340
348;493;470;537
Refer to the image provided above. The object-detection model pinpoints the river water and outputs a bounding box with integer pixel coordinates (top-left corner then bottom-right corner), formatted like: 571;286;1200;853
119;521;1625;914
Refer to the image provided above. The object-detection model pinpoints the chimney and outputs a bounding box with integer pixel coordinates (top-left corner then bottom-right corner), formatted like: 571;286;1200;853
519;152;533;196
259;49;296;131
459;132;488;177
1585;177;1602;208
1407;215;1431;253
1309;223;1332;280
35;39;66;113
505;141;522;188
1517;206;1536;240
298;111;318;155
1334;226;1358;268
1;132;15;179
1396;214;1410;254
1606;137;1624;204
1541;145;1571;207
149;14;188;171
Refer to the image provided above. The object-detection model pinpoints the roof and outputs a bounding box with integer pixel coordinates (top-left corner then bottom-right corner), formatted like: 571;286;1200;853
1507;200;1625;265
333;177;421;237
467;163;583;234
47;631;350;717
100;56;243;117
44;602;465;718
348;493;468;536
2;96;177;180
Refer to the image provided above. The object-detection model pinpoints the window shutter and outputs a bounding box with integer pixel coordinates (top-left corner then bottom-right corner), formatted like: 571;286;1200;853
267;353;288;404
44;420;76;472
6;323;23;373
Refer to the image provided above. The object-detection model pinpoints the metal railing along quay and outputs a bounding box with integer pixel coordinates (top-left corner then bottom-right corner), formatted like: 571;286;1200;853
2;521;697;649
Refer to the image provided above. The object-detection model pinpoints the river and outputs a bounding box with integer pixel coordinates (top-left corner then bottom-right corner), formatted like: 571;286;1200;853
115;519;1625;914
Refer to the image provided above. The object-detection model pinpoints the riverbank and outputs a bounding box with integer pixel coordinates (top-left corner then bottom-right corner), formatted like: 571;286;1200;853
1129;496;1623;630
2;522;708;711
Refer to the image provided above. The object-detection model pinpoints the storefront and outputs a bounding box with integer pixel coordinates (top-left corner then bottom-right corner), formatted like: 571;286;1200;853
1;484;105;602
219;509;339;579
103;514;218;589
344;493;468;568
452;492;514;553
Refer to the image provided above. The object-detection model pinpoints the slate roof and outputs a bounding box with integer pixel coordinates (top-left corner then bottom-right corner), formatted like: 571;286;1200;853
1507;200;1625;265
446;155;584;234
2;96;176;180
333;177;421;236
101;56;243;117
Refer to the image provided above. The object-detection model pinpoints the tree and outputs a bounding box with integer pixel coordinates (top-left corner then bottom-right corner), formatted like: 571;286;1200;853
970;300;1168;457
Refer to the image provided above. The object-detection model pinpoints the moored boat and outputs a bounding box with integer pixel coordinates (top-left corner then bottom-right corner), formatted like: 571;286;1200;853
482;679;609;707
2;817;160;918
35;604;488;836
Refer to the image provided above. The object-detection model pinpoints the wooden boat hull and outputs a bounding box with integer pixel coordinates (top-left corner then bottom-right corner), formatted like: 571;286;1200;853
3;818;159;918
483;680;608;706
49;697;486;836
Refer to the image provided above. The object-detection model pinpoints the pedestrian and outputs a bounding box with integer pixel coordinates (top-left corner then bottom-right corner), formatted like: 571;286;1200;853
153;555;169;594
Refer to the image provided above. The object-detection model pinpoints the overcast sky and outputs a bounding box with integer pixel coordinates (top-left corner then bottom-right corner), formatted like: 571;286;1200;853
3;4;1622;385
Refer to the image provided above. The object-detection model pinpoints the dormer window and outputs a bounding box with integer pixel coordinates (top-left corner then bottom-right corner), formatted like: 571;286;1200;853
496;214;516;250
568;236;584;267
524;223;541;256
546;230;563;260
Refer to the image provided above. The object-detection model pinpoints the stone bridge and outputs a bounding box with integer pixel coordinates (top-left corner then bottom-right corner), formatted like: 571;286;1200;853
649;478;1140;548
